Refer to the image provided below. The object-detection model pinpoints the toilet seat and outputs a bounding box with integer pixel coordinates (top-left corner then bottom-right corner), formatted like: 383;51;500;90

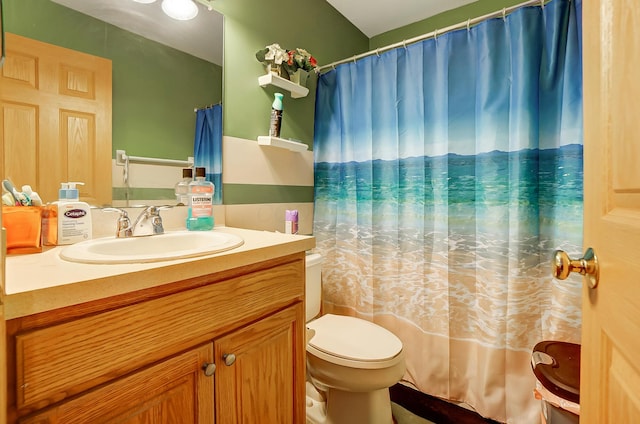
306;314;403;369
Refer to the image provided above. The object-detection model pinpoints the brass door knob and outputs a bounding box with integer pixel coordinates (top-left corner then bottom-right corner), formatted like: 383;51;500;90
552;247;599;289
202;362;216;377
223;353;236;366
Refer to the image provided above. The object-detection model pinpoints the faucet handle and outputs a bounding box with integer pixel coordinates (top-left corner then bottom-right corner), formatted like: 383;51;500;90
143;205;172;215
103;207;133;238
140;205;168;235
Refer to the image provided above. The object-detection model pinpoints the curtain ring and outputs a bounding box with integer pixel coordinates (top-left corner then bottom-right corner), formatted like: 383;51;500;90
434;29;438;40
467;18;471;32
502;8;507;21
402;40;407;50
353;56;357;63
376;48;380;57
540;0;545;9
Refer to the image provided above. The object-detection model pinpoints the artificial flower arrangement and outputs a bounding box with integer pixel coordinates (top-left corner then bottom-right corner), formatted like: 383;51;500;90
287;48;318;72
255;43;289;69
256;43;318;82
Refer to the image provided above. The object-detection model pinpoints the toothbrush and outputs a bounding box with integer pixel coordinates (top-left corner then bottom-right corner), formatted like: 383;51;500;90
2;179;29;205
2;179;20;205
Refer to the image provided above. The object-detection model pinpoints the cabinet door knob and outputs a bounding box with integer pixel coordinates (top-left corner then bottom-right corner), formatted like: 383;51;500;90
223;353;236;366
202;362;216;376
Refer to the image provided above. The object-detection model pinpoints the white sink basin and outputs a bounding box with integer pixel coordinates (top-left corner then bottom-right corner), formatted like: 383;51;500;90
60;230;244;264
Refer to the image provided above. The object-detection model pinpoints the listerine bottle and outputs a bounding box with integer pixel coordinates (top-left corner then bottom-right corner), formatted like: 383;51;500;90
186;167;214;231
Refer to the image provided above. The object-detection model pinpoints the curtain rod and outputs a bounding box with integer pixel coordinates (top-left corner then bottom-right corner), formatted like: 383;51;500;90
317;0;551;73
194;102;222;112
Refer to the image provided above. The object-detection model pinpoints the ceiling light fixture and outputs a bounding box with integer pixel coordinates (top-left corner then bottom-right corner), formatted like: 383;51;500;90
132;0;157;4
161;0;199;20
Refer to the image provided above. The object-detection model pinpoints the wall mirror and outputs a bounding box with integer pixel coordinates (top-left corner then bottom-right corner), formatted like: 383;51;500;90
2;0;223;206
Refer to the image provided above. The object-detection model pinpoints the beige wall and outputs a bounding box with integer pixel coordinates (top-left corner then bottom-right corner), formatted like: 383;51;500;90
111;136;315;234
223;137;314;235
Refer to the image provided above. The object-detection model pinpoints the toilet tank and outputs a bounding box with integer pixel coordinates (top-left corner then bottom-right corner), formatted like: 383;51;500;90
305;253;323;322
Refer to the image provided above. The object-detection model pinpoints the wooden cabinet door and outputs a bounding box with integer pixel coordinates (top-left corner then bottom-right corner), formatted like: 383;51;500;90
1;227;6;424
21;344;214;424
214;304;306;424
582;0;640;422
0;33;112;206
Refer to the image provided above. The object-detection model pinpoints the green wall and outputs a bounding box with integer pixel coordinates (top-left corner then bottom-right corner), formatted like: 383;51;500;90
210;0;532;151
213;0;368;148
370;0;528;49
4;0;532;207
3;0;222;161
210;0;530;205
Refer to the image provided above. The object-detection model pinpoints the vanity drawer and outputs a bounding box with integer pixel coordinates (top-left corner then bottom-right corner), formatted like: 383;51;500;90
14;258;304;412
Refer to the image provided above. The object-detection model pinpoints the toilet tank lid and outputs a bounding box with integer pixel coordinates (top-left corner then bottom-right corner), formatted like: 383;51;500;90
306;252;323;266
307;314;403;362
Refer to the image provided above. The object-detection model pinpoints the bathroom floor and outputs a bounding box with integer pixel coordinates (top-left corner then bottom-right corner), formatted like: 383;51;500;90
392;402;434;423
390;384;502;424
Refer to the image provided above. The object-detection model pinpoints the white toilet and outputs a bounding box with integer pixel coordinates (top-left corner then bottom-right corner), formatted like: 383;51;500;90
305;253;406;424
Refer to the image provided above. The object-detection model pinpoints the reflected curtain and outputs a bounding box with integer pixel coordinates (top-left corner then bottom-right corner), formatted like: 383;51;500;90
312;0;582;422
194;104;223;204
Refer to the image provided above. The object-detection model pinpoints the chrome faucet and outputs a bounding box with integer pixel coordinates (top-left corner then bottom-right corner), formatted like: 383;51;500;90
131;206;165;236
103;207;133;238
104;206;166;238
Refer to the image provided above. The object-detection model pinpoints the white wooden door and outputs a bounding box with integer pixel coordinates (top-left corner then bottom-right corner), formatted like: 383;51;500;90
581;1;640;422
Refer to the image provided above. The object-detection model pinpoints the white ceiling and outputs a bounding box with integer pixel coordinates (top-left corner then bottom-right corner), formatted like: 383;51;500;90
328;0;477;38
50;0;477;65
51;0;224;65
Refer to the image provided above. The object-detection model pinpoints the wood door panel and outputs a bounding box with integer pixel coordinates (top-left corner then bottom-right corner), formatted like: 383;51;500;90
1;102;38;190
61;110;98;199
607;343;640;421
0;33;111;205
215;304;304;424
20;344;214;424
582;0;640;422
1;52;36;87
59;65;96;99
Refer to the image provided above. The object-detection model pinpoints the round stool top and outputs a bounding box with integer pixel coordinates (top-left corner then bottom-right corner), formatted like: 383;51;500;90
531;340;580;404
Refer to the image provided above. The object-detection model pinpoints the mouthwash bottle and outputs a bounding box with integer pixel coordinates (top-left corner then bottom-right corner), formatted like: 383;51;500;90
175;167;193;206
187;167;214;231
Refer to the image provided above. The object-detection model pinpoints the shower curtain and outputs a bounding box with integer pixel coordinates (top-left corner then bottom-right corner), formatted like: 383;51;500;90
194;104;223;204
313;0;582;422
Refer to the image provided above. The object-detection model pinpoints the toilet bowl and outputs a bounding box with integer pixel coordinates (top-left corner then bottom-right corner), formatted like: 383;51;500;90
305;253;406;424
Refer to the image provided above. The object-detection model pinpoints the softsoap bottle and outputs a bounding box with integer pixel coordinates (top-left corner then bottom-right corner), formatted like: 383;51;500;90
269;92;284;137
186;167;214;231
43;182;92;245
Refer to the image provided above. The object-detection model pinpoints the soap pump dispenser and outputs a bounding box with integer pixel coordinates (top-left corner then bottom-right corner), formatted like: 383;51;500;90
43;181;93;245
65;181;84;201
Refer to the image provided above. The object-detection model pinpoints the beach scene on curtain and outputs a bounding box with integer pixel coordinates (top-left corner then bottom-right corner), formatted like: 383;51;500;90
313;0;582;421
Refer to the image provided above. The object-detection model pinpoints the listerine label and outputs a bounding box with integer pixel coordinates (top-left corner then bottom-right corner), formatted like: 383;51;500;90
189;186;213;218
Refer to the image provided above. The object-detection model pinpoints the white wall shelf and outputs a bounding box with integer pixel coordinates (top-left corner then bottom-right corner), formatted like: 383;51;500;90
257;136;309;152
258;74;309;99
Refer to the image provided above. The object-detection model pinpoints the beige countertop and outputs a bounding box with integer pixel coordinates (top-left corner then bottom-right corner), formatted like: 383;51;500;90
4;227;315;320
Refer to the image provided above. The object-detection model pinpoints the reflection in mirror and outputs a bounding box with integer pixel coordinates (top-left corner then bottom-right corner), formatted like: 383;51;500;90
2;0;223;207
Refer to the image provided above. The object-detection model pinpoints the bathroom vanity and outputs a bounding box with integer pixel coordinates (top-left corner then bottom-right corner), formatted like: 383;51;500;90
3;227;314;423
